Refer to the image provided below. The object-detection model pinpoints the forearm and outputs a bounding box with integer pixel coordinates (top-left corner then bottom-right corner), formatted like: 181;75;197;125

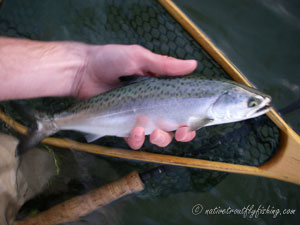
0;37;87;100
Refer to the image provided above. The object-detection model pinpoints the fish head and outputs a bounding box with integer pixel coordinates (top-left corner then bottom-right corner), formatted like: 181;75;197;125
211;85;271;123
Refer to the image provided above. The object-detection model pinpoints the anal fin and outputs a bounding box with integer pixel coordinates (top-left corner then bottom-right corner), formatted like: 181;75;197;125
84;133;104;143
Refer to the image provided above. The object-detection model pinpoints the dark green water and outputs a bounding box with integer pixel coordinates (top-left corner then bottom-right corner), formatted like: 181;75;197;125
175;0;300;134
0;0;299;224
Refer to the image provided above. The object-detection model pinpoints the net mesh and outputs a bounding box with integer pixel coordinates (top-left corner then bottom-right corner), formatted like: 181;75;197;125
0;0;280;206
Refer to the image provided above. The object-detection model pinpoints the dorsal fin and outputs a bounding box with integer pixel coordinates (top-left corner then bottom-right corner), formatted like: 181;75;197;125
119;75;151;86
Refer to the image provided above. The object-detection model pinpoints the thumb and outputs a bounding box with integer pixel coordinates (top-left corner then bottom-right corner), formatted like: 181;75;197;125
140;50;197;76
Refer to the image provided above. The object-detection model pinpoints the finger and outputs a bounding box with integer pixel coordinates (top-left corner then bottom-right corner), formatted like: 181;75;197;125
131;45;197;76
175;127;196;142
185;130;196;142
143;53;197;76
125;127;145;150
150;129;173;147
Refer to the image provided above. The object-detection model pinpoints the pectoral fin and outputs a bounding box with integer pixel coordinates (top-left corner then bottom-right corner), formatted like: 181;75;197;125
84;133;104;143
187;117;213;131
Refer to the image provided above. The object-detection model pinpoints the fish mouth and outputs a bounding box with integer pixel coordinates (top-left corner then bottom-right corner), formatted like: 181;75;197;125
255;104;270;114
247;97;271;118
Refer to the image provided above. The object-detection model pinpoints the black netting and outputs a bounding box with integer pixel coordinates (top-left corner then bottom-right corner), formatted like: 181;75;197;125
0;0;280;211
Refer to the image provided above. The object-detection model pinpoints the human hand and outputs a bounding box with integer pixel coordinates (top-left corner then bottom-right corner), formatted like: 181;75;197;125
72;44;197;99
72;44;197;149
125;126;196;150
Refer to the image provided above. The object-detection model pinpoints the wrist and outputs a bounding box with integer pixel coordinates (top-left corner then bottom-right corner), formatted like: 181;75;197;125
70;44;103;99
26;40;90;98
60;41;89;98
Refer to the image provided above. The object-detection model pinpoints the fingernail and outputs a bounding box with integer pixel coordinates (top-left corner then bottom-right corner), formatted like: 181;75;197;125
177;132;188;142
152;133;164;145
131;142;142;150
187;60;198;68
134;133;143;142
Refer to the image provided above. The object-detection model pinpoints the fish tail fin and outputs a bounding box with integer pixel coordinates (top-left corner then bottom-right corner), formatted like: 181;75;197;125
16;115;59;156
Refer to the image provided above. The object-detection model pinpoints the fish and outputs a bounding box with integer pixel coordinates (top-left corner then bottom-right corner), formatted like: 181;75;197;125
17;76;271;155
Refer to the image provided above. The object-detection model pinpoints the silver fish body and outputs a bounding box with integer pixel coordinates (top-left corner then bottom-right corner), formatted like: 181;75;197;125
18;76;271;154
52;76;271;142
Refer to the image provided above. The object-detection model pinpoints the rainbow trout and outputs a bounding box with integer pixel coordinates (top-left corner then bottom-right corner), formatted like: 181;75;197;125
17;76;271;154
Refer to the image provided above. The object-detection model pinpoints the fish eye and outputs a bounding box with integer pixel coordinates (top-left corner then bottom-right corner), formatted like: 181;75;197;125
248;98;258;108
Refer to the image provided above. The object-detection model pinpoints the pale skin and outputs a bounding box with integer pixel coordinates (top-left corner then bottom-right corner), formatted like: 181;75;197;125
0;37;197;149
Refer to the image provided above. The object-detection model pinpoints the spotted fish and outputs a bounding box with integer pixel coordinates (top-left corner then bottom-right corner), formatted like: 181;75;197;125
17;76;271;155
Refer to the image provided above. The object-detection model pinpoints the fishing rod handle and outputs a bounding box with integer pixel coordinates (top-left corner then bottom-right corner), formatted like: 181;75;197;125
13;171;144;225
